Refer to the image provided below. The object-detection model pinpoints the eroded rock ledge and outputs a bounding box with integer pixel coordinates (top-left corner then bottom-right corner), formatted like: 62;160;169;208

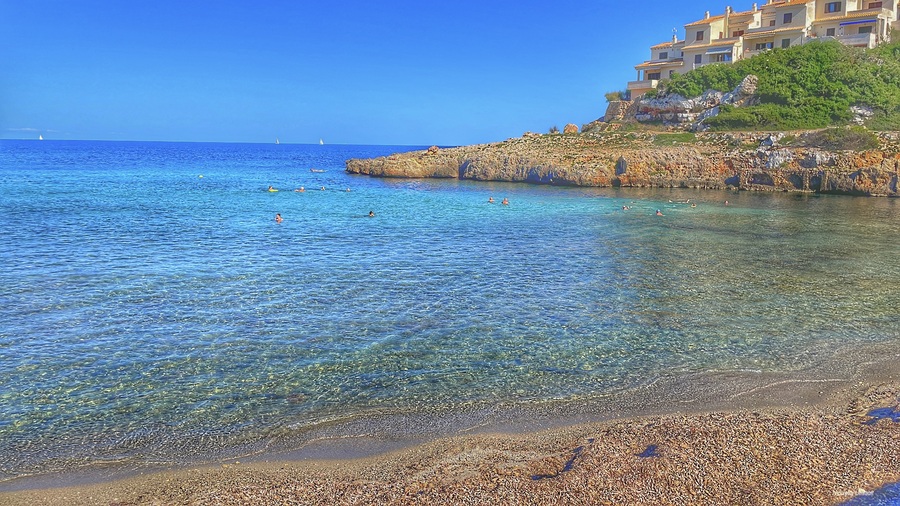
346;131;900;196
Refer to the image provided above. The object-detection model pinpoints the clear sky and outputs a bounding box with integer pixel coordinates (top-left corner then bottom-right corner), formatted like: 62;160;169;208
2;0;705;146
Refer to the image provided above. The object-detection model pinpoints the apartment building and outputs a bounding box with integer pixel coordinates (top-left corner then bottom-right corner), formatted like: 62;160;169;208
627;0;898;98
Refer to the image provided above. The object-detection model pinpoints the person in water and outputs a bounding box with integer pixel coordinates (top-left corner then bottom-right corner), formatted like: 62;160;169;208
295;186;305;192
656;209;664;216
501;198;509;205
368;211;375;217
268;185;277;192
488;196;495;203
275;213;283;223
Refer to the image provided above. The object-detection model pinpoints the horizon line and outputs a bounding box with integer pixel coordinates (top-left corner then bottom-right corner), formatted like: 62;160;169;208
0;138;451;148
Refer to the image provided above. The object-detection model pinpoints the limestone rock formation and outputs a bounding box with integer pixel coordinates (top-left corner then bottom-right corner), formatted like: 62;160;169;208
601;100;632;122
563;124;579;135
345;130;900;197
633;75;760;129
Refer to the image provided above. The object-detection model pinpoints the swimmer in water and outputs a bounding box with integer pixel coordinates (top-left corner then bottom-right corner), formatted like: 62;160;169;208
501;198;509;205
368;211;375;217
275;213;283;223
268;185;278;192
656;209;664;216
295;186;305;192
488;196;495;203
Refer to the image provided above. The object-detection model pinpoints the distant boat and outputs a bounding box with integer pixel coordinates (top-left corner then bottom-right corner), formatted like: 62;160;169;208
39;135;43;141
276;137;280;145
310;168;326;173
319;139;324;145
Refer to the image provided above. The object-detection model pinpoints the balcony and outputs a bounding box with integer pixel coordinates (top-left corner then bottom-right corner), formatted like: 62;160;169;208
819;32;878;48
743;48;772;57
816;6;892;23
627;79;659;91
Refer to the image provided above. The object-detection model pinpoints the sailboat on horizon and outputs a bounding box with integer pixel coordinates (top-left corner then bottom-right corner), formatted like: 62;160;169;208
319;138;324;145
275;137;280;145
39;134;43;141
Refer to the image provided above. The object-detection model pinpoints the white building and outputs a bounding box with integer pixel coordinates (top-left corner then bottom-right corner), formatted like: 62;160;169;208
627;0;898;98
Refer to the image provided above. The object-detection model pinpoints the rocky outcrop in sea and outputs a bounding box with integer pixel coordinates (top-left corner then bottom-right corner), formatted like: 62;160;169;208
345;130;900;197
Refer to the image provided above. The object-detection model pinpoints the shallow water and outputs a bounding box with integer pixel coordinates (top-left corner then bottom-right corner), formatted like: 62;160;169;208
1;140;899;482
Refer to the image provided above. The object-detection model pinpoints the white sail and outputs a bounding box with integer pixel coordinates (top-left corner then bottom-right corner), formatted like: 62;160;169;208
319;139;324;145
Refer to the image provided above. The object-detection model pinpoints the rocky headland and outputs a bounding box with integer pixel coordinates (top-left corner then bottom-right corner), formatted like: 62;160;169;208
346;129;900;196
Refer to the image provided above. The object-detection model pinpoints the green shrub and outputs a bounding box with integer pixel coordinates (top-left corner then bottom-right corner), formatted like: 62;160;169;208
867;110;900;131
605;91;629;102
656;40;900;131
797;127;879;151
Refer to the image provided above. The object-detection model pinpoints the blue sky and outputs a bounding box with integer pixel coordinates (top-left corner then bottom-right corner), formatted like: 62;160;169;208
2;1;703;145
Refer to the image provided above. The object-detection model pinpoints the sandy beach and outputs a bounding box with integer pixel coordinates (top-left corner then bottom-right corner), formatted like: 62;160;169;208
3;354;899;506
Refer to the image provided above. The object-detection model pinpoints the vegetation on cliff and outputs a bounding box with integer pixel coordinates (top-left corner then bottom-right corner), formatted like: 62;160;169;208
647;37;900;131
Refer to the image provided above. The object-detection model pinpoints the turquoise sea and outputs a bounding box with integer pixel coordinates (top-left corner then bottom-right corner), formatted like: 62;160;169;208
1;140;899;488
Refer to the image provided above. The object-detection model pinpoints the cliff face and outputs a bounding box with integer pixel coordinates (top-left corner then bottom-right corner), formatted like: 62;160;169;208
345;132;900;196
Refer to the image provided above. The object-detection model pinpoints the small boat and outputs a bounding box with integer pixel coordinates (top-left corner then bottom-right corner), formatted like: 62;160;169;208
276;137;280;145
39;134;43;141
319;139;324;145
310;168;326;173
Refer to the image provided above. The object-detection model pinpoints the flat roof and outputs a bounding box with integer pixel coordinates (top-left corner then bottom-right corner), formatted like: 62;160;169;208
635;59;685;70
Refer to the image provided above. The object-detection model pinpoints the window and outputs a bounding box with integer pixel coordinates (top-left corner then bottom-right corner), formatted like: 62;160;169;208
783;13;793;24
868;1;883;7
826;27;836;36
713;54;732;62
755;42;774;50
826;2;842;13
694;54;703;64
858;25;873;34
659;51;668;59
696;30;704;41
648;72;661;80
781;38;791;48
718;32;724;39
769;19;776;26
732;30;745;37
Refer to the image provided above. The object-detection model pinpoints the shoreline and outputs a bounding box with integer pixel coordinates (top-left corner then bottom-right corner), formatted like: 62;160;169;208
344;131;900;197
3;343;899;505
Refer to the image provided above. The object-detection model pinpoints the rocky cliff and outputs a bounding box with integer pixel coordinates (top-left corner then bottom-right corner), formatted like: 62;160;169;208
346;131;900;196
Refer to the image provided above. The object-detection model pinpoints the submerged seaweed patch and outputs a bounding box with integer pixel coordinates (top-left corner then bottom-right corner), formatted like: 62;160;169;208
637;444;661;458
863;406;900;425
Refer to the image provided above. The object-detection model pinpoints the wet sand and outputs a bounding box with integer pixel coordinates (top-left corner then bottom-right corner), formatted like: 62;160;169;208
3;353;899;505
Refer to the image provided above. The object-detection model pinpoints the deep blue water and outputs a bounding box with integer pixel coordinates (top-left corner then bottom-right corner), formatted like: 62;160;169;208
1;140;899;482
